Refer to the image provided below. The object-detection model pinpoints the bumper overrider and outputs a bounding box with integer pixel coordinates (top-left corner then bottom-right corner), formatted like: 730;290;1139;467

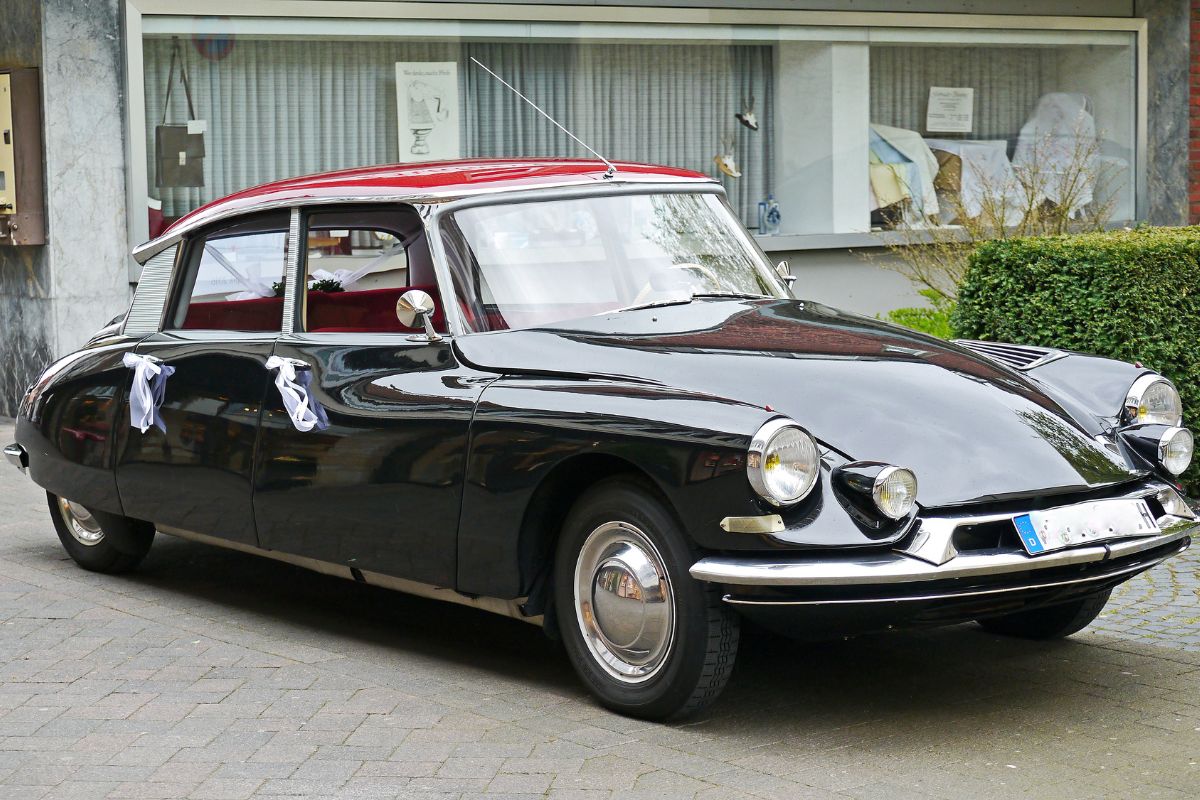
691;483;1194;630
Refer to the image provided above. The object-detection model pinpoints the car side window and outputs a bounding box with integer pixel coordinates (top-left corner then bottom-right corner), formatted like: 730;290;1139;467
302;206;445;334
169;212;291;332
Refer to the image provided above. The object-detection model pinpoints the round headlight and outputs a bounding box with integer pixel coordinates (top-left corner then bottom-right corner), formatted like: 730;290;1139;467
872;466;919;520
1126;375;1182;427
747;419;820;506
1159;427;1193;476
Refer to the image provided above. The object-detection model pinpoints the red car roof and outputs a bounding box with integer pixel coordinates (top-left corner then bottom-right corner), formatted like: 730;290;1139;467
164;158;715;236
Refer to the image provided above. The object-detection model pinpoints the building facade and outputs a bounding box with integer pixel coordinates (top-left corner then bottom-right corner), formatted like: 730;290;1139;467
0;0;1193;416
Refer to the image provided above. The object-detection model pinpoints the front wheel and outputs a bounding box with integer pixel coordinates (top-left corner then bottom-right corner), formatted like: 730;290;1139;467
976;589;1112;639
554;478;739;720
47;492;155;574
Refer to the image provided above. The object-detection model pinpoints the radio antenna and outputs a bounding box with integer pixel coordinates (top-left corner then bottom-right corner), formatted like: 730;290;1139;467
469;57;617;180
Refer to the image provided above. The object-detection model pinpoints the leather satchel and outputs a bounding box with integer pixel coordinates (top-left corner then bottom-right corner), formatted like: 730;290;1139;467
155;39;205;188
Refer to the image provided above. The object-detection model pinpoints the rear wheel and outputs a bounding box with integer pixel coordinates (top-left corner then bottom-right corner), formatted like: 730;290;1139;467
47;492;154;574
554;478;739;720
976;589;1112;639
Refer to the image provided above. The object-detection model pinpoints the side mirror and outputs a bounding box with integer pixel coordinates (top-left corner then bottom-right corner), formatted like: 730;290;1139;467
775;260;797;289
396;289;443;342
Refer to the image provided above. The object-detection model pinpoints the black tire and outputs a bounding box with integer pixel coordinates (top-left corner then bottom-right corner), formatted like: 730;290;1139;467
47;492;154;574
553;477;739;720
976;589;1112;639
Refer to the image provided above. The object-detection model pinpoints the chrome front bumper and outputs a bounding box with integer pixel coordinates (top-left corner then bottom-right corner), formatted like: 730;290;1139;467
691;487;1196;606
3;443;27;473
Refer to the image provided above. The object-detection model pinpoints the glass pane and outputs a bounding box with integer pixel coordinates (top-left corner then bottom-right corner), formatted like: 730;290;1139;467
868;35;1136;230
444;192;781;332
177;228;288;331
303;209;444;333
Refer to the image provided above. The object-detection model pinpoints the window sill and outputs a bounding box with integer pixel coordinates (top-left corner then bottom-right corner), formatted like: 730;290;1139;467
752;219;1137;253
753;231;910;253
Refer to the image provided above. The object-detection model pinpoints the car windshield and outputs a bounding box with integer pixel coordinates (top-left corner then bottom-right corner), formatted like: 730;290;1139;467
440;191;785;332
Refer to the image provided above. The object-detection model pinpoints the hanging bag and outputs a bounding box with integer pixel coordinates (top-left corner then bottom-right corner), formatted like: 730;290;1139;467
155;38;206;188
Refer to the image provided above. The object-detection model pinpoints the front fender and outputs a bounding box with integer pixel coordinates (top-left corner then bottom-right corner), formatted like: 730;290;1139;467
457;377;912;600
1023;351;1146;430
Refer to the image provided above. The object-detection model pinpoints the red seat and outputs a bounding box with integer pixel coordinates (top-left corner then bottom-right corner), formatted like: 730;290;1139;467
181;295;284;331
306;285;447;334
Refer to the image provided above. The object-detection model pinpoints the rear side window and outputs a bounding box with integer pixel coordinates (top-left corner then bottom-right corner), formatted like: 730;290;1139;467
170;212;290;332
302;206;445;334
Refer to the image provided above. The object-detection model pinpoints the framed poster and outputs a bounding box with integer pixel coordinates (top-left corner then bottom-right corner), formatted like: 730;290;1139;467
395;62;460;161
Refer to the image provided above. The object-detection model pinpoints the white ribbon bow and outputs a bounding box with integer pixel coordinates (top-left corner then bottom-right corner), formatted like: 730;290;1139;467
265;356;329;433
122;352;175;434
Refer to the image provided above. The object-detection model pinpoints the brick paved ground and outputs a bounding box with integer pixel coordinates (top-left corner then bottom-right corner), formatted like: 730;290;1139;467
0;421;1198;799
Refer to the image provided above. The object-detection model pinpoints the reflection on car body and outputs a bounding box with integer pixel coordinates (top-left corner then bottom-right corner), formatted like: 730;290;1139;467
7;159;1195;720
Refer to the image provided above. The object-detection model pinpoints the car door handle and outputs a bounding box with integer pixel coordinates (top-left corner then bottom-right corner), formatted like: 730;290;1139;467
265;356;329;432
123;352;175;434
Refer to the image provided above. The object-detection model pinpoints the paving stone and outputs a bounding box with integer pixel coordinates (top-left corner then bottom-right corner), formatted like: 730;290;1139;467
0;417;1198;800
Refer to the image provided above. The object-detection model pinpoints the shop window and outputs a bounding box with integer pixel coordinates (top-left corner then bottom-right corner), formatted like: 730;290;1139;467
172;213;290;332
141;21;1140;242
302;207;446;334
867;38;1136;230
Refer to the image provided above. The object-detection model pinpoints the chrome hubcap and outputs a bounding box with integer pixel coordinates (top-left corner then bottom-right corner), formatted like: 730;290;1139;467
574;521;675;683
57;497;104;546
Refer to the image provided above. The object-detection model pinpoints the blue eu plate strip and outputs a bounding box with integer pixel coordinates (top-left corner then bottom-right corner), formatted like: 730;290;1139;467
1013;514;1044;554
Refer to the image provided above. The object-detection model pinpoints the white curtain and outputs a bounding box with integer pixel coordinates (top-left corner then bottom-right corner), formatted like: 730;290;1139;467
145;38;773;225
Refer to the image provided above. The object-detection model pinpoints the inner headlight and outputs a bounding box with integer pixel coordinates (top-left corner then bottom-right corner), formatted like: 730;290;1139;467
1125;375;1182;427
872;467;919;520
1159;427;1194;476
747;419;820;506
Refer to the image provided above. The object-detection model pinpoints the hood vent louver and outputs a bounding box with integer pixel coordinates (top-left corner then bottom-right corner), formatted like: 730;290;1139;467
954;339;1065;371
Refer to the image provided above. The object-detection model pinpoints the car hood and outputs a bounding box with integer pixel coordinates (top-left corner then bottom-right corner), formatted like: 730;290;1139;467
454;298;1143;508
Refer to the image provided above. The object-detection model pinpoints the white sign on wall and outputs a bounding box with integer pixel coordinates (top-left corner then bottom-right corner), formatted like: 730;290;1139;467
395;62;460;161
926;86;974;134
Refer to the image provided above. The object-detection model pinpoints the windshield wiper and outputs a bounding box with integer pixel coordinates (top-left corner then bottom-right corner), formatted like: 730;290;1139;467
611;291;769;314
610;296;696;314
689;292;770;300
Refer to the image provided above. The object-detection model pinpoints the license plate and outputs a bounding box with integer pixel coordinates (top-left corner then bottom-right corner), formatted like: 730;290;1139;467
1012;498;1159;555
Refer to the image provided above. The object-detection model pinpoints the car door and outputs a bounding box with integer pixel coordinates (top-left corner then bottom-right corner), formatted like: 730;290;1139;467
115;211;290;545
252;204;491;588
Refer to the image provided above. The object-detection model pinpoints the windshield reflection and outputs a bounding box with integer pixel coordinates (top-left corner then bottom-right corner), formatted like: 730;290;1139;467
441;191;783;332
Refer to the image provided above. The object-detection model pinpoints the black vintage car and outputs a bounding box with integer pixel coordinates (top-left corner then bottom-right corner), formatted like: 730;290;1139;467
6;159;1195;720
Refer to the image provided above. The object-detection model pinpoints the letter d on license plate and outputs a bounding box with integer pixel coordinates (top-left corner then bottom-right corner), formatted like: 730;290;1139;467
1013;498;1159;555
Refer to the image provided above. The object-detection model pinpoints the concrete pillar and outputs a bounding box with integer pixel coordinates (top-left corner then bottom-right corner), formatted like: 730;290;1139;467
0;0;129;417
773;42;870;235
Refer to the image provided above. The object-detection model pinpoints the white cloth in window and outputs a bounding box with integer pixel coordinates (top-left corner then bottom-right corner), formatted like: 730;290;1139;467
122;352;175;434
925;139;1024;226
1012;92;1096;217
870;123;940;222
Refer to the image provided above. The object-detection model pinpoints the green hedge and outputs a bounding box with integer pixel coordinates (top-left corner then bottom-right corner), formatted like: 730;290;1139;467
954;226;1200;490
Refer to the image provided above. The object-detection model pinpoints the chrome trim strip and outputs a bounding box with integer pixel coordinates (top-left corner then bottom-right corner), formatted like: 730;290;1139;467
281;208;302;336
689;527;1192;587
721;515;785;534
131;178;719;265
124;244;178;334
721;541;1185;606
156;525;541;624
